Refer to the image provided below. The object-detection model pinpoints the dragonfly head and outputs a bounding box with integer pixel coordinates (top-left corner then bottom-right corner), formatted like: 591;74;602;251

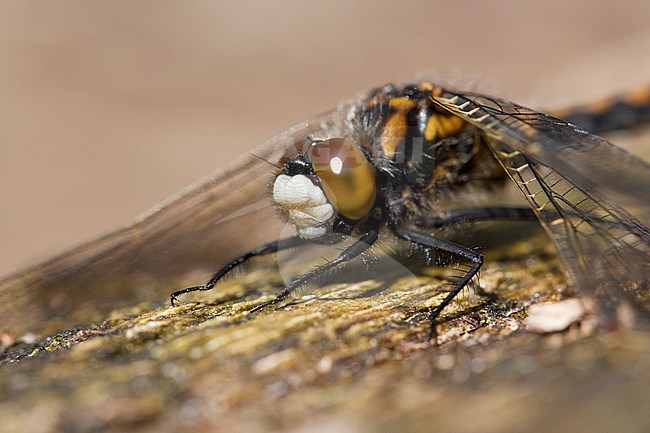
273;138;376;240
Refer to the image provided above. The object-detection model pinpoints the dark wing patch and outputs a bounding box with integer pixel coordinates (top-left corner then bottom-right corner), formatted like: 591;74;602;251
433;92;650;314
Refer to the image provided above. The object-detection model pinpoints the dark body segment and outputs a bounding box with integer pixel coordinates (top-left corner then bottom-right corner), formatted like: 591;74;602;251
553;87;650;134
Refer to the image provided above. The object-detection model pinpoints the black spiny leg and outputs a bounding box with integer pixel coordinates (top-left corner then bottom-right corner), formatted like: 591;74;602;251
415;206;628;231
391;225;484;341
249;212;381;313
415;206;537;229
170;235;306;306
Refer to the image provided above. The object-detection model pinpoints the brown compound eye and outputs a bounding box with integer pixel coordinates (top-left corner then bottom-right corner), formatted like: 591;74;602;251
308;138;376;220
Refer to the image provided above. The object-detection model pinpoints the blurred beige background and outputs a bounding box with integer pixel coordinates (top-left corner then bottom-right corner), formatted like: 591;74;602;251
1;0;649;277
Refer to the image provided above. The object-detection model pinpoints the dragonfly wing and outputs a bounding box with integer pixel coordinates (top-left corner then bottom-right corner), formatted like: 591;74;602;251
0;108;347;334
433;92;650;314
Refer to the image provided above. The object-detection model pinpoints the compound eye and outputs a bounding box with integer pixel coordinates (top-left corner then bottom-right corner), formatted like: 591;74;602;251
308;138;376;220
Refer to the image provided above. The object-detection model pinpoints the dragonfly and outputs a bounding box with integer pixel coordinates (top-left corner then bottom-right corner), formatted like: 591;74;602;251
1;82;649;338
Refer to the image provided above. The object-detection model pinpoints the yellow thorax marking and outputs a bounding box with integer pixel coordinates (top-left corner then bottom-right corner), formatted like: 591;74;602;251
380;97;417;157
424;112;465;141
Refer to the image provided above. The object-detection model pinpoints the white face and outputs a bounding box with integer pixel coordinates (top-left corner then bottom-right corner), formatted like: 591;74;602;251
271;137;377;240
272;174;334;239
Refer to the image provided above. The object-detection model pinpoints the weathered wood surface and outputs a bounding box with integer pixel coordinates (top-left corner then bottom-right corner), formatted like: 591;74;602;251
1;129;649;433
1;230;649;433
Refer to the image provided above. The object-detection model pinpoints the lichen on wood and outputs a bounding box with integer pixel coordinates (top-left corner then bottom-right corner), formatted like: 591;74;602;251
1;235;648;433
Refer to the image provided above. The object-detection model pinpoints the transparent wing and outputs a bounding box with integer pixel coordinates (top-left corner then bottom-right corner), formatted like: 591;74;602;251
433;91;650;314
0;108;351;335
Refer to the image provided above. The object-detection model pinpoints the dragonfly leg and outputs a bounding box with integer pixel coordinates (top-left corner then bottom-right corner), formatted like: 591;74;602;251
391;225;484;341
249;213;381;313
415;206;537;229
416;206;634;237
170;235;306;306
